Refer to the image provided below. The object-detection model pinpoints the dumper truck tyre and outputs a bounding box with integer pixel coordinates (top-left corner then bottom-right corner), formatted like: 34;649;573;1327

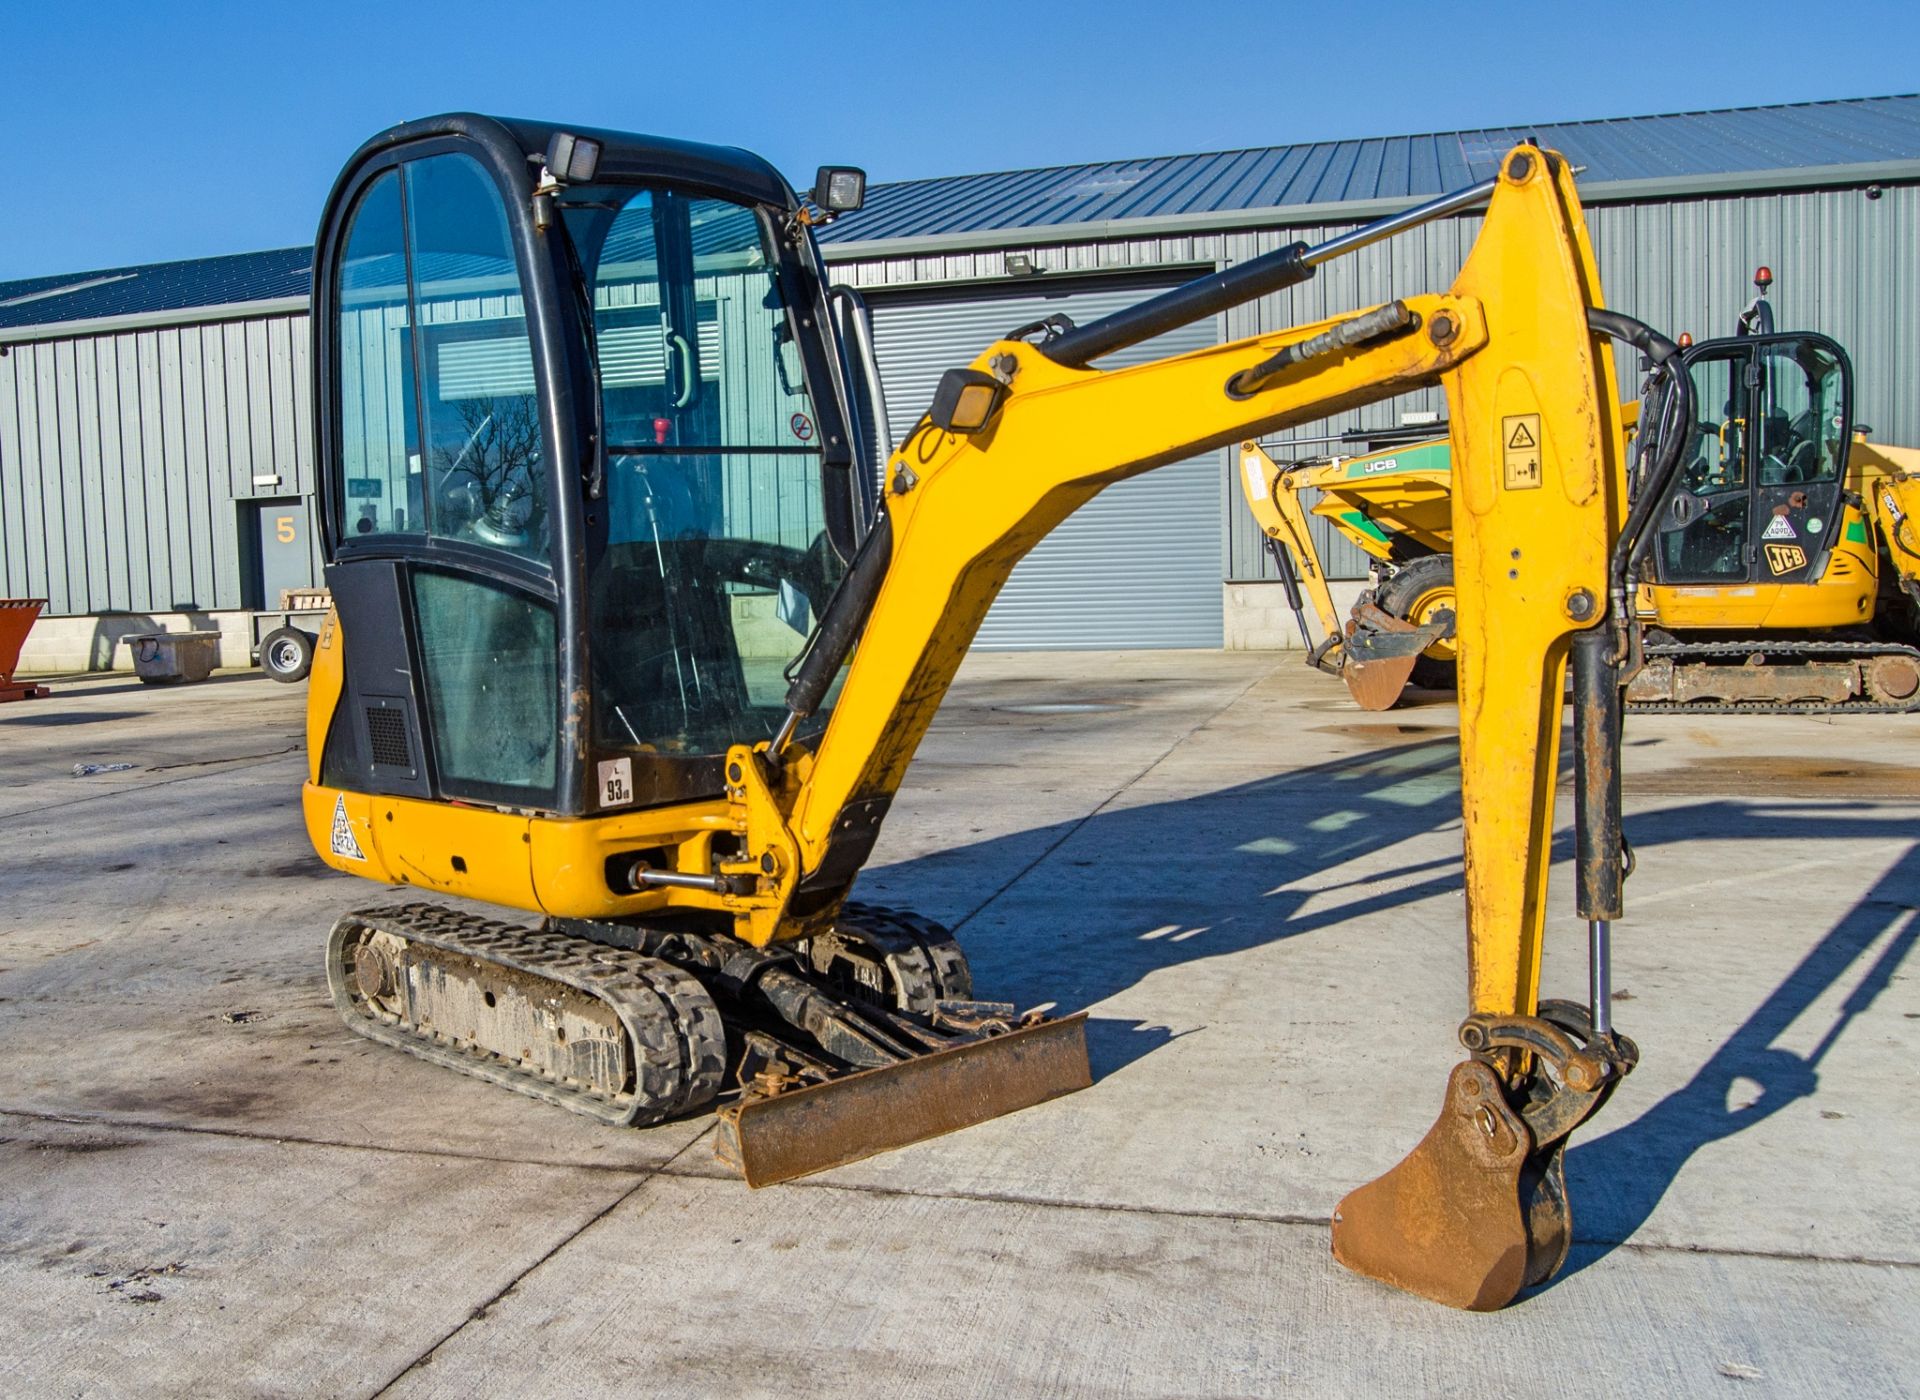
260;626;315;683
1378;555;1458;690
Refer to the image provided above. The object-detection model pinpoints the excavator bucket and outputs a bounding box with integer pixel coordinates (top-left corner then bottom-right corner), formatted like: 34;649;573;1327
1333;1007;1636;1309
715;1013;1091;1186
1330;1060;1549;1310
1341;603;1444;711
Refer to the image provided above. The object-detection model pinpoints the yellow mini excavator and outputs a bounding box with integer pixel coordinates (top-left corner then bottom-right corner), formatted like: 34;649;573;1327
1241;269;1920;711
303;114;1695;1310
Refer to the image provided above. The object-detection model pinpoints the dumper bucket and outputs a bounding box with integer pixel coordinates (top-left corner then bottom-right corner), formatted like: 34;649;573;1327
0;599;50;702
715;1012;1091;1186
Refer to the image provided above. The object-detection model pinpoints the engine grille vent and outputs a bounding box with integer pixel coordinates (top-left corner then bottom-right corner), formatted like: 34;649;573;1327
366;706;411;769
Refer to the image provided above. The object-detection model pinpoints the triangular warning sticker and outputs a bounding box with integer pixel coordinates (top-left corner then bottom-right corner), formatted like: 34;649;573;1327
330;794;366;862
1507;421;1537;450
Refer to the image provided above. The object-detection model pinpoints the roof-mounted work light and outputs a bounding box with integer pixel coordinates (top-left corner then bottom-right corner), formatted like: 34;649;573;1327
811;166;866;214
546;132;602;185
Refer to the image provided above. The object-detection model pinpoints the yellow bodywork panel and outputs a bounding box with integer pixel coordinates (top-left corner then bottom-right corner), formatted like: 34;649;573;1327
305;608;345;787
303;771;742;918
1638;490;1878;629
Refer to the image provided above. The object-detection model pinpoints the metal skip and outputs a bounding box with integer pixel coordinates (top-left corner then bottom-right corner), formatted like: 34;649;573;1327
715;1013;1092;1187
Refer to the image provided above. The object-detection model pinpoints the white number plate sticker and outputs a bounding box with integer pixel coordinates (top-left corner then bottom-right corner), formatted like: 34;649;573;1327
598;758;633;808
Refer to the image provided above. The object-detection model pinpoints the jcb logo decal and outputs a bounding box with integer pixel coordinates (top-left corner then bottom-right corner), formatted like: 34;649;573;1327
1764;543;1807;575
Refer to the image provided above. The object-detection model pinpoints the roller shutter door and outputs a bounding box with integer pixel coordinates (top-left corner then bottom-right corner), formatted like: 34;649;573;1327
869;277;1223;649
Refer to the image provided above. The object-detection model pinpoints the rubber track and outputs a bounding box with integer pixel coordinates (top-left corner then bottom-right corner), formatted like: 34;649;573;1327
835;902;974;1008
1630;638;1920;716
327;902;727;1127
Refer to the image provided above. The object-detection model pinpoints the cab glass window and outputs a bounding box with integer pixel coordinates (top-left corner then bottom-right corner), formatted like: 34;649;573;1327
1675;352;1743;495
334;171;418;539
407;154;548;560
411;570;558;800
561;189;844;759
1662;351;1749;582
1754;340;1846;486
332;154;548;559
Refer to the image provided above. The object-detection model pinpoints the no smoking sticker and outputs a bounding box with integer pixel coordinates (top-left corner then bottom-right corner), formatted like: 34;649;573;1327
790;412;815;443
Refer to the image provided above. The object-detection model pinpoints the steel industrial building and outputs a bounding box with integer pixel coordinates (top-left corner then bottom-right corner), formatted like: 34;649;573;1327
3;95;1917;665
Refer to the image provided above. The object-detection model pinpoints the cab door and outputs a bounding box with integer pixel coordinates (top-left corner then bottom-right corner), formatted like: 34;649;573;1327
1649;333;1852;599
317;146;570;813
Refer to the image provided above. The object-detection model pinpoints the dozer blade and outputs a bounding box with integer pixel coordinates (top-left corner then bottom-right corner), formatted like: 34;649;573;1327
714;1012;1091;1187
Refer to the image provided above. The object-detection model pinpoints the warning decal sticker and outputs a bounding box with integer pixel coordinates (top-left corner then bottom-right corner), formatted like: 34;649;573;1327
1502;413;1542;490
330;794;366;862
1762;513;1797;541
1764;542;1808;575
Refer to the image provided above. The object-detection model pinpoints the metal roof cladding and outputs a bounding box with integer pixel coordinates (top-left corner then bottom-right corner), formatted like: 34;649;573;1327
3;94;1917;336
0;246;311;333
815;93;1920;251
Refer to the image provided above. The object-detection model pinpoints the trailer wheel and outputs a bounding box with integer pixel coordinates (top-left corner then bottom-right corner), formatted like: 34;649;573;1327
1378;555;1457;690
260;626;315;683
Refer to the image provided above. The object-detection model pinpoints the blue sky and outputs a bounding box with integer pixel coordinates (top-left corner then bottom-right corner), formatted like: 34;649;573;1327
2;0;1915;281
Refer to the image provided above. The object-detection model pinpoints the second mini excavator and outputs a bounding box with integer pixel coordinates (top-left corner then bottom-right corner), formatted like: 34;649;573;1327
1242;268;1920;711
302;114;1695;1310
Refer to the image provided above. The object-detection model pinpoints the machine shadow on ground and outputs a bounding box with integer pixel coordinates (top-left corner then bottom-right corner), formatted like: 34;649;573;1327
863;737;1920;1267
861;734;1485;1079
1562;804;1920;1275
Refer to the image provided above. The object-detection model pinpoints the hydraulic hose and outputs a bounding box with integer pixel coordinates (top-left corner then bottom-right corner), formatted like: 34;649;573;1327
1586;309;1693;661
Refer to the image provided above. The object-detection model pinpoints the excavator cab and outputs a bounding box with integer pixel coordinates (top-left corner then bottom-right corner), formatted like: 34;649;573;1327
312;116;865;821
1649;332;1853;589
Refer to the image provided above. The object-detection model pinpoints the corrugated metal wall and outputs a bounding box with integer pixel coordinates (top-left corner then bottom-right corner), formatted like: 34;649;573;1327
831;182;1920;582
2;182;1911;620
0;313;316;615
868;276;1223;648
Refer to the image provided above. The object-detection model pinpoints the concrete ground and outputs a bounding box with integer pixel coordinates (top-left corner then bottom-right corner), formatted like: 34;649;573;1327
2;655;1917;1398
